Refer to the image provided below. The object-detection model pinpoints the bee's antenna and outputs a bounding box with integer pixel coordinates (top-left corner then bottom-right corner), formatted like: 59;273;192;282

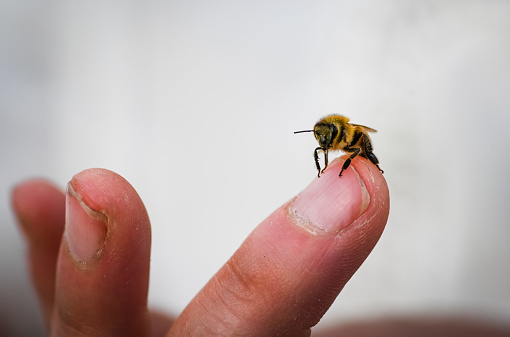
294;130;314;134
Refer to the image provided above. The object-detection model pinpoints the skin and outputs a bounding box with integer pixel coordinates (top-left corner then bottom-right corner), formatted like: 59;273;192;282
10;157;509;336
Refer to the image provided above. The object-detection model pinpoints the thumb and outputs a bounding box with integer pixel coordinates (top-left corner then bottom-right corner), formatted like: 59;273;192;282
167;157;390;337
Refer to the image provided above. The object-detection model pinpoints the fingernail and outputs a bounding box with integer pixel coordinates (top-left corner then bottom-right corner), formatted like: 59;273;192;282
65;183;107;263
290;162;370;234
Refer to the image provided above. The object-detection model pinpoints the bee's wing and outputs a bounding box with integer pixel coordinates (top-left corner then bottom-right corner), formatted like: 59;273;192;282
351;124;377;133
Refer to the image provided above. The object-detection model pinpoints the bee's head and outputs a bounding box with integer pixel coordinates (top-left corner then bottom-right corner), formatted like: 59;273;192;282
294;123;338;149
313;123;337;149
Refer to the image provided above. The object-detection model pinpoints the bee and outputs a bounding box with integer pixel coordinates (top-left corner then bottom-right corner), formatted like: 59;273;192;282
295;115;384;178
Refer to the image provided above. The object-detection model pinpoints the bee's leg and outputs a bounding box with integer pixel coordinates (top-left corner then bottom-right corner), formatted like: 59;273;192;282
314;147;322;177
362;134;384;174
321;149;329;175
339;147;360;177
365;152;384;173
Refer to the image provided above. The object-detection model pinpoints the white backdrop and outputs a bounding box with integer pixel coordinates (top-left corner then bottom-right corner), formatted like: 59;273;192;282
1;1;510;335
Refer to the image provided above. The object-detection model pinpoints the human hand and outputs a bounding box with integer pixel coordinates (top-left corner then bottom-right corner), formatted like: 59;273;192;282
12;157;389;336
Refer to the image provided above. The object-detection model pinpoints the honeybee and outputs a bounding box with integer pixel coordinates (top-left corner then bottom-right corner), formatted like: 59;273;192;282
295;115;384;177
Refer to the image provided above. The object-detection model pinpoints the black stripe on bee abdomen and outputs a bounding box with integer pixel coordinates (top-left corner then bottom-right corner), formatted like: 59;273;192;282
349;130;363;147
338;125;346;143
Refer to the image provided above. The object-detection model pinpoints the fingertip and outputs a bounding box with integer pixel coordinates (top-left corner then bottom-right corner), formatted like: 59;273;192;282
11;179;66;245
66;168;152;265
350;156;390;235
291;158;371;234
69;168;151;235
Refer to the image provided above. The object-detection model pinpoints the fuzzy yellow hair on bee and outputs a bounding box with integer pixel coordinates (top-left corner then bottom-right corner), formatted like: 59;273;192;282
295;114;384;177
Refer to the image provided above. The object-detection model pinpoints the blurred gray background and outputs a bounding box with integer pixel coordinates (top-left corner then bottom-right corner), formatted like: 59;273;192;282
1;1;510;335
